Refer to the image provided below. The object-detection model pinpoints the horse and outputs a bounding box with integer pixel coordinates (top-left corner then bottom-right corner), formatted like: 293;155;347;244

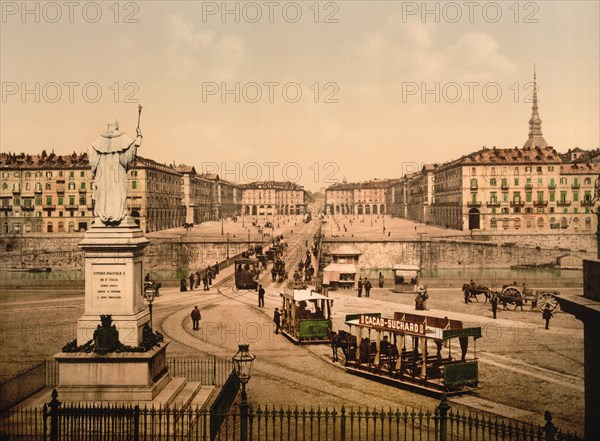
328;330;356;362
462;284;491;303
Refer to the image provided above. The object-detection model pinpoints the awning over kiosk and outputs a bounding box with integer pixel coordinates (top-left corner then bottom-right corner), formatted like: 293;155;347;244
323;263;358;285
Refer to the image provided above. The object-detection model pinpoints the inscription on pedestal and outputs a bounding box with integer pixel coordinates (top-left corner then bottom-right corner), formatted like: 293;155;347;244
92;264;126;308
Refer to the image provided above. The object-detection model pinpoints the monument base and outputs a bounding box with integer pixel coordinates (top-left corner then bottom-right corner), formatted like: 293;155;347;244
77;310;150;347
54;342;170;402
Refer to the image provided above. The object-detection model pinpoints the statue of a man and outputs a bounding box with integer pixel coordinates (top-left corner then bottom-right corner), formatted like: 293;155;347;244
89;119;142;225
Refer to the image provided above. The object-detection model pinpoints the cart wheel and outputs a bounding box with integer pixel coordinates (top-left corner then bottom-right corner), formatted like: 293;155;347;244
502;286;522;297
537;292;559;312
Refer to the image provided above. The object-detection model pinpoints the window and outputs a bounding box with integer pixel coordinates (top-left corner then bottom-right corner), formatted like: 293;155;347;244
526;192;532;202
537;178;543;184
79;196;86;205
69;196;75;205
490;178;497;186
560;191;567;203
584;177;592;185
490;192;497;203
35;197;42;205
573;192;579;202
80;171;85;177
548;166;554;172
536;166;542;172
560;178;567;185
514;218;521;229
14;172;20;177
46;183;51;190
491;218;497;228
513;192;521;202
514;178;519;186
80;182;86;189
503;193;508;202
132;181;137;189
68;182;75;190
58;197;63;206
549;192;555;202
537;191;544;202
46;196;52;205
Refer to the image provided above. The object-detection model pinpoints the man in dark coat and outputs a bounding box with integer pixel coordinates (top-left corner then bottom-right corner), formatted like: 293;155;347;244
191;306;201;330
491;295;498;319
357;278;363;297
273;308;281;334
258;284;265;307
364;279;372;297
542;304;553;330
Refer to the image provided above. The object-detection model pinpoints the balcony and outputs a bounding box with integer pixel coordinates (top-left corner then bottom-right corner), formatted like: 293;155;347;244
130;204;142;211
501;183;509;190
21;205;35;211
56;185;65;194
548;183;556;189
65;204;78;210
571;183;580;189
510;201;525;207
12;189;21;195
525;183;533;190
0;206;12;212
557;200;571;207
533;200;548;207
42;204;56;211
78;188;87;194
467;201;482;207
486;201;501;207
581;200;594;207
470;184;478;190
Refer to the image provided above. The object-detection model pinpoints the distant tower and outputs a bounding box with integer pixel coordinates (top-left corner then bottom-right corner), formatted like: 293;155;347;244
523;65;549;149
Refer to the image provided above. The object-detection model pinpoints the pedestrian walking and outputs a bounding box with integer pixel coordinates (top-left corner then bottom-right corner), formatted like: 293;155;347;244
542;304;553;330
357;278;363;297
491;295;498;319
189;273;195;291
180;278;188;292
214;261;220;276
191;306;201;331
364;279;372;297
203;275;209;291
258;284;265;307
273;307;281;335
195;271;201;289
378;272;384;288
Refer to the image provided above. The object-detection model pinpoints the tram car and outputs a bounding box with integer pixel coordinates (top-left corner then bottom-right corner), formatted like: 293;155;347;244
280;287;333;344
234;258;260;291
343;312;481;395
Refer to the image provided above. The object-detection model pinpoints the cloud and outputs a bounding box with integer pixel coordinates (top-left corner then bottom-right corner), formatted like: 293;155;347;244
163;14;247;80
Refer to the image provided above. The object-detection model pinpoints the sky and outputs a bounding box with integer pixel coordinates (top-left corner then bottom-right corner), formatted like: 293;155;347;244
1;0;599;191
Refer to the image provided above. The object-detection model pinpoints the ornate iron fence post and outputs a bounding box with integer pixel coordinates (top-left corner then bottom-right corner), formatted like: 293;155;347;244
340;406;346;441
438;393;449;441
133;405;140;441
544;411;556;441
48;389;61;441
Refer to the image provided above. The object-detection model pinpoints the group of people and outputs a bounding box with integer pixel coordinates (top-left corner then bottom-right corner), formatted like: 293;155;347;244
180;262;220;292
357;277;372;297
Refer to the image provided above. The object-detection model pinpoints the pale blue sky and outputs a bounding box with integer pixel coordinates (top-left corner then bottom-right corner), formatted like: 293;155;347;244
1;1;598;190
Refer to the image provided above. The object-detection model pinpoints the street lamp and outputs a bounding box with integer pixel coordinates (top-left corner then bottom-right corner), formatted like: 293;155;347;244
143;284;156;331
226;233;230;259
232;344;256;441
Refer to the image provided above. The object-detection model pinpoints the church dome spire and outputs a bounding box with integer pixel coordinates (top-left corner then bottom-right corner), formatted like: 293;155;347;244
523;64;549;149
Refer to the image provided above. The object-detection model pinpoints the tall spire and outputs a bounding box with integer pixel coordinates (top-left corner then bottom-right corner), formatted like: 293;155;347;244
523;64;548;148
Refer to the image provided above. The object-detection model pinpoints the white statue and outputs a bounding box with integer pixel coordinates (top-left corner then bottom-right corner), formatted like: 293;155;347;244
89;106;142;225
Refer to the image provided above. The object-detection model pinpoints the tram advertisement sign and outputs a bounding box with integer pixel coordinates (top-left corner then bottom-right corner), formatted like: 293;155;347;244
359;314;425;336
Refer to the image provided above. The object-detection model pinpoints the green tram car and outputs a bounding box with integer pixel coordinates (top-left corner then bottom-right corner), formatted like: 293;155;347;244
344;312;481;395
234;259;260;291
280;287;333;344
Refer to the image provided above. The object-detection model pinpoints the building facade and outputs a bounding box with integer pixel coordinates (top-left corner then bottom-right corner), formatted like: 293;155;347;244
242;181;308;216
0;151;94;235
325;179;391;215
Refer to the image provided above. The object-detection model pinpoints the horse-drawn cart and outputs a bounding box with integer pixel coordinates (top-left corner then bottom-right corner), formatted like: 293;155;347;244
499;285;560;311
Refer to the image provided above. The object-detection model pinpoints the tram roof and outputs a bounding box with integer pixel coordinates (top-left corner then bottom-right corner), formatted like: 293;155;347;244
280;288;332;302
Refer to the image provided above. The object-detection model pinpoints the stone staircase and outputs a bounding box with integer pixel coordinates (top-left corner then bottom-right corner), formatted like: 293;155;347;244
151;376;216;409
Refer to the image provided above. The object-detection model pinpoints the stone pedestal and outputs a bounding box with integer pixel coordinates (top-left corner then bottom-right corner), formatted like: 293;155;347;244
55;216;173;402
76;217;150;346
55;343;170;401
